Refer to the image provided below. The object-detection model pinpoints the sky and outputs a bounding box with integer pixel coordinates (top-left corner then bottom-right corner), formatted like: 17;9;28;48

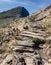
0;0;51;14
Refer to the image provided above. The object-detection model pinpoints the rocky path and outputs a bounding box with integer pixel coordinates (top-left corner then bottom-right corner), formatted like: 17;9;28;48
25;57;35;65
0;25;51;65
20;31;51;40
20;31;45;39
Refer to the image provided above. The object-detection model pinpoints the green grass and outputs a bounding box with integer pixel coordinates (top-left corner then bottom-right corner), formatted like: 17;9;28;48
46;40;51;44
0;18;14;26
31;38;46;44
31;38;51;45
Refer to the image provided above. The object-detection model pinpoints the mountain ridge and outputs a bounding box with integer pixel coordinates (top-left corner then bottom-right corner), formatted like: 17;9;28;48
0;6;29;19
0;6;29;25
28;5;51;22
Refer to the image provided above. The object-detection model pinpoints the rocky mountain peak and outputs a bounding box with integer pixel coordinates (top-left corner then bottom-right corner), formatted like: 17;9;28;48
0;6;29;19
0;6;29;25
9;6;29;17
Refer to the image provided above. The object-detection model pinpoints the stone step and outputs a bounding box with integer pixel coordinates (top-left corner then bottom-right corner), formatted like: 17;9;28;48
12;46;34;53
25;57;35;65
16;40;34;47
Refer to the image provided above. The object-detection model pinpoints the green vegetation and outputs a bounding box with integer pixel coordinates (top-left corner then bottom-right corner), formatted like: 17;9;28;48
32;38;46;44
31;38;51;44
0;18;13;25
46;40;51;44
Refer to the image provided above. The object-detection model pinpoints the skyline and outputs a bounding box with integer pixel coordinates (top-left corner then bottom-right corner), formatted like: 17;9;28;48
0;0;51;14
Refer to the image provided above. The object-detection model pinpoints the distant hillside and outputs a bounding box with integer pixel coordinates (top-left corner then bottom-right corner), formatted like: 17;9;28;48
0;6;29;25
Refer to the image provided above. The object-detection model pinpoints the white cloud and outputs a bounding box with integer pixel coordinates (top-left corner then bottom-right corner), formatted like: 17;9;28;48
0;0;12;2
0;0;35;6
14;0;36;7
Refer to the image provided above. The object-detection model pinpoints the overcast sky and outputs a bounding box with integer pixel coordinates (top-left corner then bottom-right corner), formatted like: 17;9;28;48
0;0;51;14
